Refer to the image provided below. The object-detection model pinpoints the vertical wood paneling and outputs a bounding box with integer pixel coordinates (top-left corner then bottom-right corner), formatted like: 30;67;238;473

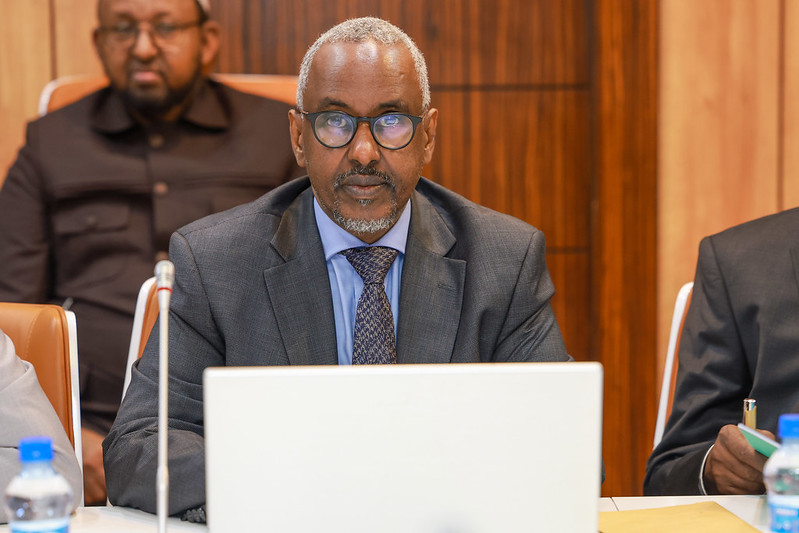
784;0;799;209
426;90;591;248
658;0;781;404
0;0;52;181
594;0;658;496
53;0;103;77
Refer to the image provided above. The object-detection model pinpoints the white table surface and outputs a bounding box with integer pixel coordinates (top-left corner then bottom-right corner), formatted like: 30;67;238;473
0;496;771;532
0;506;206;532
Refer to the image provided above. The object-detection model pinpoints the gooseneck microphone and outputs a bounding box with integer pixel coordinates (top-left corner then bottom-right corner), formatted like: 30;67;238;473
154;260;175;533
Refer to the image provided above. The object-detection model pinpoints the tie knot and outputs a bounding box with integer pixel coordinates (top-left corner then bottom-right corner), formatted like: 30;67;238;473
340;246;398;285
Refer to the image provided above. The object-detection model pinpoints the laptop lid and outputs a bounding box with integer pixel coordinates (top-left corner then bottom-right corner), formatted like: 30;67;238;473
203;362;603;533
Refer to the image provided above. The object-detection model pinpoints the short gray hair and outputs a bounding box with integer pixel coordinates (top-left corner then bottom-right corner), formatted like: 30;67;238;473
296;17;430;112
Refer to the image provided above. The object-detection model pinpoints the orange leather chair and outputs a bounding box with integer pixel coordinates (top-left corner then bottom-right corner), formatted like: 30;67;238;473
39;73;298;115
122;277;158;400
0;303;82;463
653;282;694;448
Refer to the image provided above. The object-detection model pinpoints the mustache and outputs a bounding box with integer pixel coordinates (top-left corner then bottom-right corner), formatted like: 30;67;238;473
334;165;394;188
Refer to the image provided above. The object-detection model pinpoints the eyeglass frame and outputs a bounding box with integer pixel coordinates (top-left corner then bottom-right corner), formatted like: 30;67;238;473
96;19;203;49
299;109;425;151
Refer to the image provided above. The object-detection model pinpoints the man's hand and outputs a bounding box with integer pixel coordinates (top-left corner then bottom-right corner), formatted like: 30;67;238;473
81;427;107;505
704;424;776;494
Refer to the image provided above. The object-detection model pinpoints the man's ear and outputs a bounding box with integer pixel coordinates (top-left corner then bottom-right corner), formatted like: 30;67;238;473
200;21;221;73
421;108;438;167
288;109;307;168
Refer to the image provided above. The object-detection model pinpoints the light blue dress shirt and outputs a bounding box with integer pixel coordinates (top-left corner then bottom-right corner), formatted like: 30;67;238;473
313;198;410;365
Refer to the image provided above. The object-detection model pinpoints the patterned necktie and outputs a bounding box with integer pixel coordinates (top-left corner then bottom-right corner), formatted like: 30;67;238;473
339;246;399;364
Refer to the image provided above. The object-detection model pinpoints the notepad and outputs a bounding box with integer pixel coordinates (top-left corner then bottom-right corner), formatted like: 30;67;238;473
599;501;759;532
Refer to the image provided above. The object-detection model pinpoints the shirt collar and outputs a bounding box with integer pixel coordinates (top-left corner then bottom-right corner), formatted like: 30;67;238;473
90;78;230;133
314;197;411;260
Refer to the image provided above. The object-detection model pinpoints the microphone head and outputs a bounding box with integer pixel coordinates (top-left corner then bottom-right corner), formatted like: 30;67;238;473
154;260;175;291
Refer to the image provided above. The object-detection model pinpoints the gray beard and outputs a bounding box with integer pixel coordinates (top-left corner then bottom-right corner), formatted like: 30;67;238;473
331;198;399;236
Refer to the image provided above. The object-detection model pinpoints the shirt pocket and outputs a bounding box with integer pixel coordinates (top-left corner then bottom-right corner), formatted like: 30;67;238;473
52;200;133;286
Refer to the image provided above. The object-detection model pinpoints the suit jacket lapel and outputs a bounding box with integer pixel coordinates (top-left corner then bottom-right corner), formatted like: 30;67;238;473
396;190;466;364
262;187;338;366
791;246;799;298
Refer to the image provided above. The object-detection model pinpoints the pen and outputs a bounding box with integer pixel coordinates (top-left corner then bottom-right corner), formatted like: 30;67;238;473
743;398;757;429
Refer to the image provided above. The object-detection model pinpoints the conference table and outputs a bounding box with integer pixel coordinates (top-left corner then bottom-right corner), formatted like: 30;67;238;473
0;495;771;531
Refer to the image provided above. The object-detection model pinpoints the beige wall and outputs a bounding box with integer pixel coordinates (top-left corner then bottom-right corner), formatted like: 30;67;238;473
658;0;799;388
0;0;101;181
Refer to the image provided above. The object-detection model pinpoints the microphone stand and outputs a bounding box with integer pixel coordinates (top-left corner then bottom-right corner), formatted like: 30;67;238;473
155;260;175;533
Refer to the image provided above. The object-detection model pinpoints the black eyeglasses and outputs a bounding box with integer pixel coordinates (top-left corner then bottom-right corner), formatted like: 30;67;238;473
300;110;424;150
98;20;202;48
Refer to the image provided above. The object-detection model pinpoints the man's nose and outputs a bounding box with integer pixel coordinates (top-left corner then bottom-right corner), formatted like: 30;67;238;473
347;122;381;167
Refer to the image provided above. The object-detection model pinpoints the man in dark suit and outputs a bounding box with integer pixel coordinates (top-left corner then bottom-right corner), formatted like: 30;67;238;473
104;16;571;517
0;0;300;503
645;207;799;495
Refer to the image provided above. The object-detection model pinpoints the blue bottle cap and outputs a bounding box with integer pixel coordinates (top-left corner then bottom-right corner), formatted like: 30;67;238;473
779;414;799;439
19;436;54;462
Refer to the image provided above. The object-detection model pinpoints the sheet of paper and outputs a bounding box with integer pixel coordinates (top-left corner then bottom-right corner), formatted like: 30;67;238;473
599;501;760;533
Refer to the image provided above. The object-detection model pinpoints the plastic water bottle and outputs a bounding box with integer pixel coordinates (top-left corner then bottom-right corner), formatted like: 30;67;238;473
765;414;799;532
3;436;73;533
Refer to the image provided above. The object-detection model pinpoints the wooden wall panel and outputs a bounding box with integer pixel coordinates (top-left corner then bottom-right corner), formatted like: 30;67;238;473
785;0;799;209
426;91;591;248
53;0;103;77
213;0;589;86
0;0;52;182
657;0;781;400
594;0;658;496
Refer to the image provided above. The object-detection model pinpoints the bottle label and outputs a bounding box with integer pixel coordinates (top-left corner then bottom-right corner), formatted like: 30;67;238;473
9;517;69;533
770;496;799;533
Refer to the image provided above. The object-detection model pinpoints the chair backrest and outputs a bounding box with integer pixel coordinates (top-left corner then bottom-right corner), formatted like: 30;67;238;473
39;73;298;115
0;303;82;465
122;277;158;400
653;281;694;448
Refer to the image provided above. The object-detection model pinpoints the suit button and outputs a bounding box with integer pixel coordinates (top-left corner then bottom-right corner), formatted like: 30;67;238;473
153;182;169;196
149;134;165;148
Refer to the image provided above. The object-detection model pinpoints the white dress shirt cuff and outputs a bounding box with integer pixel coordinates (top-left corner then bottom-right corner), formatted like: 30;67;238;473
698;444;714;495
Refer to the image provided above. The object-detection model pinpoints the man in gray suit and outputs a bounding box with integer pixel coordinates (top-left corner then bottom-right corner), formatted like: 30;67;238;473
104;17;571;517
645;207;799;495
0;329;83;523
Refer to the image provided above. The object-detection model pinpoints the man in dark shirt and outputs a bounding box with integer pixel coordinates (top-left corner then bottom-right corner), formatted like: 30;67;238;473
0;0;300;503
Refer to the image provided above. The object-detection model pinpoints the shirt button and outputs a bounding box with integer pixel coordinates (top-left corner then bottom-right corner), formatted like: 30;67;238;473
149;134;165;149
155;251;169;263
153;182;169;196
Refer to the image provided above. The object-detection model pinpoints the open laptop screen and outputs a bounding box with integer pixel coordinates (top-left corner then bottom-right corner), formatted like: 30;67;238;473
204;362;603;533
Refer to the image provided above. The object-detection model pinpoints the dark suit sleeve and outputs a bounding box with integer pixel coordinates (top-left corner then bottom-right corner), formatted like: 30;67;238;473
0;124;51;304
644;236;751;495
103;231;224;515
492;229;571;363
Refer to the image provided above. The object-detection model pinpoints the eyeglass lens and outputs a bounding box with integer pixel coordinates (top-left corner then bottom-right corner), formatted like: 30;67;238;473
311;111;419;150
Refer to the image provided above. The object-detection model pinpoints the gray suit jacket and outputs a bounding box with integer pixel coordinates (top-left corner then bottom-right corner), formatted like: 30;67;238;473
644;207;799;495
104;177;570;515
0;330;83;523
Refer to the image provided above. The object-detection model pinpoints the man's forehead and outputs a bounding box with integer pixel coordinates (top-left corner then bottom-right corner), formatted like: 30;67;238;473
307;42;420;112
98;0;198;18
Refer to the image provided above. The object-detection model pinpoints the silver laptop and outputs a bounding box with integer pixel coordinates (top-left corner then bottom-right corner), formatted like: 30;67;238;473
203;362;603;533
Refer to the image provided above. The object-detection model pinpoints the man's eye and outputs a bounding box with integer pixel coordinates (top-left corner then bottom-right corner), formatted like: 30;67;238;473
378;115;402;127
111;24;136;36
154;23;178;37
326;114;350;129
